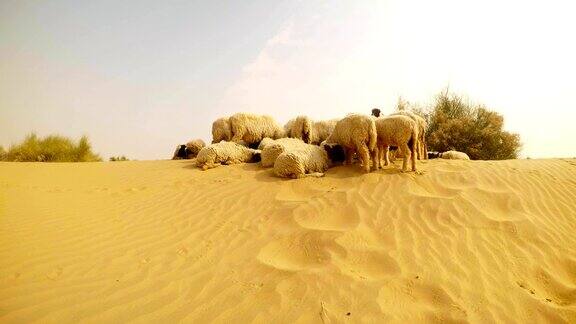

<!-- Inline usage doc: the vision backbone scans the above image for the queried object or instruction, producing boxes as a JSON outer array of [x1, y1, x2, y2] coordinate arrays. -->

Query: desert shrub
[[2, 133, 102, 162], [397, 90, 521, 160], [110, 156, 129, 161], [0, 146, 5, 161]]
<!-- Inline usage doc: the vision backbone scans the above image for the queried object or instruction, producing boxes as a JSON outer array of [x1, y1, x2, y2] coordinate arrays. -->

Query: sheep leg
[[370, 146, 379, 171], [400, 143, 410, 172], [411, 143, 417, 171], [357, 145, 371, 173], [384, 146, 390, 166]]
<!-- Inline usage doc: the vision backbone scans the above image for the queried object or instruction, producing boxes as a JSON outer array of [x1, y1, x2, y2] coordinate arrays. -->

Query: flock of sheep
[[173, 109, 469, 179]]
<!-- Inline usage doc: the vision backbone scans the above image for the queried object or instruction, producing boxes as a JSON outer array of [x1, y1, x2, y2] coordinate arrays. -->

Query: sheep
[[185, 139, 206, 158], [274, 142, 330, 179], [323, 114, 377, 172], [172, 139, 206, 160], [257, 137, 277, 150], [195, 141, 261, 170], [375, 115, 419, 172], [172, 144, 189, 160], [287, 116, 339, 145], [440, 150, 470, 160], [212, 117, 232, 144], [260, 138, 306, 167], [228, 113, 285, 147], [390, 110, 428, 160], [427, 151, 440, 159], [371, 108, 381, 118]]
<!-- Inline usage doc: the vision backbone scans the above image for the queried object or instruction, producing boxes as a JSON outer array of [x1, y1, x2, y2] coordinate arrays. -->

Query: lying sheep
[[274, 142, 330, 179], [172, 139, 207, 160], [427, 151, 440, 159], [260, 137, 306, 167], [390, 111, 428, 160], [212, 117, 232, 143], [172, 144, 189, 160], [375, 115, 419, 172], [228, 113, 285, 147], [323, 114, 377, 172], [185, 139, 206, 158], [287, 116, 338, 145], [257, 137, 277, 150], [196, 141, 261, 170], [440, 150, 470, 160]]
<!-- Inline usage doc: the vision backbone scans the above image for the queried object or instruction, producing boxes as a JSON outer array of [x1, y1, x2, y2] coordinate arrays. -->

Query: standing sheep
[[212, 117, 232, 144], [228, 113, 285, 147], [440, 150, 470, 160], [196, 141, 261, 170], [287, 116, 339, 145], [375, 115, 419, 172], [260, 138, 306, 167], [274, 142, 331, 179], [323, 114, 377, 172], [390, 110, 428, 160]]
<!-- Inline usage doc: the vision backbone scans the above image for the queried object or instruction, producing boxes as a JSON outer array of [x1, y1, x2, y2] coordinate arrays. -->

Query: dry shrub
[[2, 133, 102, 162], [397, 90, 521, 160]]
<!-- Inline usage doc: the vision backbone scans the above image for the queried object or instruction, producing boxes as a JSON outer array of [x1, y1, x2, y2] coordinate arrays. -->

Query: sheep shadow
[[240, 163, 281, 183], [180, 158, 199, 169], [325, 164, 405, 179]]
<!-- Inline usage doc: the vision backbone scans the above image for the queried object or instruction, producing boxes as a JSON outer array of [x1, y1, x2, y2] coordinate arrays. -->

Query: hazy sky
[[1, 0, 575, 159]]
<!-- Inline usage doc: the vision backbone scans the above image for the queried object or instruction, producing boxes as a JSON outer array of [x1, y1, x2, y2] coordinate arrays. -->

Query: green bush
[[110, 156, 129, 161], [2, 133, 102, 162], [397, 90, 521, 160]]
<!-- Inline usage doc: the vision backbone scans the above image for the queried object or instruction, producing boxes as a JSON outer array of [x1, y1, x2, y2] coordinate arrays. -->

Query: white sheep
[[185, 139, 206, 158], [196, 141, 261, 170], [390, 110, 428, 160], [172, 139, 207, 159], [228, 113, 285, 147], [287, 116, 339, 145], [375, 115, 419, 172], [440, 150, 470, 160], [273, 142, 330, 179], [260, 137, 306, 167], [211, 117, 232, 144], [323, 114, 377, 172]]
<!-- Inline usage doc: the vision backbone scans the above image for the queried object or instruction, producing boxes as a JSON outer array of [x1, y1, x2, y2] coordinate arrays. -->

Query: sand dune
[[1, 159, 576, 323]]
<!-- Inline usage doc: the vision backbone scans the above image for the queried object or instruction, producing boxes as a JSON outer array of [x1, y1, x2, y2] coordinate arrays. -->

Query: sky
[[1, 0, 575, 160]]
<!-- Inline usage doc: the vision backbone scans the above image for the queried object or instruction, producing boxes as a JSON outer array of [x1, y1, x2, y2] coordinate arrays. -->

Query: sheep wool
[[185, 139, 206, 158], [273, 142, 330, 179], [260, 138, 306, 167], [324, 114, 377, 172], [390, 110, 428, 160], [375, 115, 419, 172], [229, 113, 285, 146], [288, 116, 339, 145], [211, 117, 232, 144], [196, 141, 261, 170], [440, 150, 470, 160]]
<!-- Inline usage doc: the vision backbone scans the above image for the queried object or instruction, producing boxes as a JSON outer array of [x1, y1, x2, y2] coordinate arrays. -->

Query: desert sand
[[1, 158, 576, 323]]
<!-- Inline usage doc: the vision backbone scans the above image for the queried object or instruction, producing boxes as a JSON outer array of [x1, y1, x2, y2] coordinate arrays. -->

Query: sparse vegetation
[[110, 156, 129, 161], [1, 133, 101, 162], [397, 89, 521, 160]]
